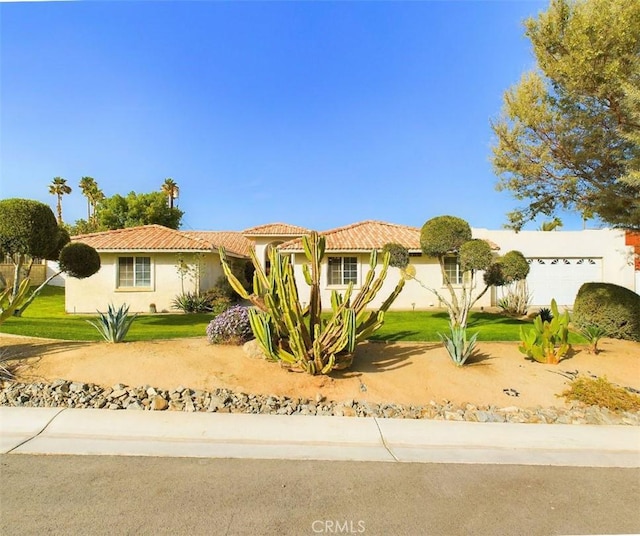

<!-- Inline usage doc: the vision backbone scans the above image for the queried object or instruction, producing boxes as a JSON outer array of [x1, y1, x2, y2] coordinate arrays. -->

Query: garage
[[525, 257, 602, 307]]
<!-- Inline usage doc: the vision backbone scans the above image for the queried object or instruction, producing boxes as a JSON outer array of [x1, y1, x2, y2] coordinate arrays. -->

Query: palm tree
[[79, 176, 97, 220], [161, 178, 179, 209], [48, 177, 72, 224], [89, 186, 105, 224]]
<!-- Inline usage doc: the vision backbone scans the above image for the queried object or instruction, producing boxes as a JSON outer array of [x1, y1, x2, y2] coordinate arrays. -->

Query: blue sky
[[2, 0, 586, 233]]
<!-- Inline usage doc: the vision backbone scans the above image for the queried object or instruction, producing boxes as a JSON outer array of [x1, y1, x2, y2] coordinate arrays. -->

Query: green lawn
[[1, 285, 585, 343], [0, 286, 213, 341]]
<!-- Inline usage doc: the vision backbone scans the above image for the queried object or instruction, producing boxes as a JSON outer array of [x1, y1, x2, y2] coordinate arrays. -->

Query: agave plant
[[439, 323, 478, 366], [87, 303, 137, 343]]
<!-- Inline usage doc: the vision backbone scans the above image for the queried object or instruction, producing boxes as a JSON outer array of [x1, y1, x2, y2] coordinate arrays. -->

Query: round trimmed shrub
[[573, 282, 640, 341], [484, 250, 530, 286], [381, 243, 410, 269], [0, 198, 59, 259], [206, 305, 253, 345], [420, 216, 471, 257], [459, 239, 492, 272], [499, 250, 529, 282], [58, 242, 101, 278]]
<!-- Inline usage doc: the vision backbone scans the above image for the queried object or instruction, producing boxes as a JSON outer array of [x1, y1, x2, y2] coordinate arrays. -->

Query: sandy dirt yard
[[2, 334, 639, 409]]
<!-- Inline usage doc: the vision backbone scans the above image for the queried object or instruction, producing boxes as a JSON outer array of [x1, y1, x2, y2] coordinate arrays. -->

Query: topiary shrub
[[573, 282, 640, 342], [381, 242, 410, 269], [58, 242, 101, 278], [206, 305, 253, 345], [420, 215, 471, 257]]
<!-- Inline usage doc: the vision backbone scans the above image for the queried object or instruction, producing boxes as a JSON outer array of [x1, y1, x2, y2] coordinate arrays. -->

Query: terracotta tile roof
[[279, 220, 422, 252], [183, 231, 252, 257], [72, 225, 213, 252], [279, 220, 501, 253], [243, 222, 311, 236]]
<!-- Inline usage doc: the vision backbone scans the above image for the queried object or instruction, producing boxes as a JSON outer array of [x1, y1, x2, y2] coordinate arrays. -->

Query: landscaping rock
[[1, 379, 638, 426]]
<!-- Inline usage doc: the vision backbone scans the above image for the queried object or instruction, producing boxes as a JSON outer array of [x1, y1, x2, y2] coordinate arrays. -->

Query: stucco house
[[66, 220, 637, 314], [66, 225, 251, 313]]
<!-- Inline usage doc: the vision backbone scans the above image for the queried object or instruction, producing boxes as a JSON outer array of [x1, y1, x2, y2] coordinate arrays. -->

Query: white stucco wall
[[472, 228, 636, 292], [290, 252, 493, 312], [65, 251, 224, 314]]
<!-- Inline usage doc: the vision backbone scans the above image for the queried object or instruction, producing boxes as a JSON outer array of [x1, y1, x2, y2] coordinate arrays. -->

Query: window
[[118, 256, 151, 288], [328, 257, 358, 285], [443, 256, 463, 285]]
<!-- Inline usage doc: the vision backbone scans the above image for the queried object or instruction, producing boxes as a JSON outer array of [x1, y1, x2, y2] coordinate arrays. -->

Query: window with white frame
[[117, 256, 151, 288], [327, 256, 358, 286], [443, 255, 463, 285]]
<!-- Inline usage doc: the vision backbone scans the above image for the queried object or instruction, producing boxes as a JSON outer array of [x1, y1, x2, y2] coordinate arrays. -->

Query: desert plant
[[561, 376, 640, 412], [573, 282, 640, 341], [538, 307, 553, 323], [220, 231, 406, 375], [497, 280, 532, 316], [438, 323, 478, 366], [202, 287, 232, 316], [0, 278, 30, 324], [171, 292, 212, 313], [86, 303, 137, 343], [417, 215, 529, 328], [574, 323, 610, 354], [206, 305, 253, 345], [518, 299, 570, 364]]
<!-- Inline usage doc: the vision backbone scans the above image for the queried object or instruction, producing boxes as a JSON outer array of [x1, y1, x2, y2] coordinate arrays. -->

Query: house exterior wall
[[289, 252, 493, 311], [65, 251, 223, 313], [472, 228, 636, 299]]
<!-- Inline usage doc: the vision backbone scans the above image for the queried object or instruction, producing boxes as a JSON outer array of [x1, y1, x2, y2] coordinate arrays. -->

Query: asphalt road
[[1, 454, 639, 536]]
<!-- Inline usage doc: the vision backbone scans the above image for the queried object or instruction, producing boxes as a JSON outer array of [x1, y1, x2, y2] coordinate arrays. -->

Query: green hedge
[[573, 282, 640, 342]]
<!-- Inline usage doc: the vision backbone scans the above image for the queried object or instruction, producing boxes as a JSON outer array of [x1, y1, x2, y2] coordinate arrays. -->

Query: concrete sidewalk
[[1, 407, 639, 467]]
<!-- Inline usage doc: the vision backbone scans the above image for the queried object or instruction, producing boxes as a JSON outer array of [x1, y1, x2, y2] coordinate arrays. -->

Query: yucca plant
[[439, 323, 478, 366], [87, 303, 137, 343]]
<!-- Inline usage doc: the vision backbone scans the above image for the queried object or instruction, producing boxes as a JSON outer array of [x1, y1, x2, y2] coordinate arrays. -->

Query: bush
[[573, 282, 640, 341], [561, 376, 640, 412], [58, 242, 101, 278], [381, 243, 410, 269], [171, 292, 212, 313], [202, 287, 232, 315], [206, 305, 253, 345], [420, 216, 471, 257]]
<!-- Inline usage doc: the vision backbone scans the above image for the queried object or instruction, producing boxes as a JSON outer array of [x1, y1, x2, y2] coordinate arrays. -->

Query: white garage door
[[525, 258, 602, 307]]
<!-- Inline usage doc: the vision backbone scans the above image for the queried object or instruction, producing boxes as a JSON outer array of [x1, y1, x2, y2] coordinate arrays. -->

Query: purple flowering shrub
[[206, 305, 253, 345]]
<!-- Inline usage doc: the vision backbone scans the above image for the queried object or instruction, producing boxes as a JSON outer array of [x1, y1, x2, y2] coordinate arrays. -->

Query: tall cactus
[[220, 231, 405, 375]]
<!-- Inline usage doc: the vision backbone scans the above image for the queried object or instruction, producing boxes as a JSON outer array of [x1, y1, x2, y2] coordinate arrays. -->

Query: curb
[[1, 407, 639, 467]]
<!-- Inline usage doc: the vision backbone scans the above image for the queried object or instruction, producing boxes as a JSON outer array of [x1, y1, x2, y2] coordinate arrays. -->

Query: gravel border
[[2, 379, 639, 425]]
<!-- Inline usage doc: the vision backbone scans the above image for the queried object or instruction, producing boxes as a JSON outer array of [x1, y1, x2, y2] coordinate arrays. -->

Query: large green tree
[[0, 199, 100, 316], [97, 191, 184, 230], [491, 0, 640, 230]]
